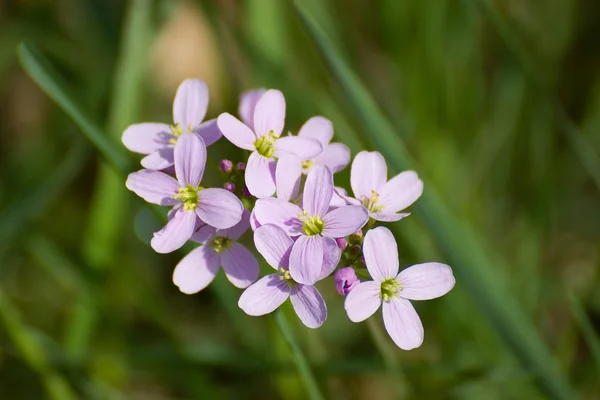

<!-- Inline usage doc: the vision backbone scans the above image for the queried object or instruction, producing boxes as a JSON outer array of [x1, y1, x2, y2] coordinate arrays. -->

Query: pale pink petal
[[249, 208, 261, 231], [319, 236, 341, 280], [174, 132, 206, 187], [297, 116, 333, 146], [276, 154, 302, 201], [290, 285, 327, 328], [363, 227, 399, 282], [350, 151, 387, 200], [289, 235, 324, 285], [303, 164, 333, 216], [190, 224, 215, 244], [245, 152, 277, 198], [253, 198, 303, 236], [196, 188, 243, 229], [370, 212, 410, 222], [382, 297, 424, 350], [217, 113, 256, 150], [221, 243, 259, 288], [122, 123, 172, 154], [238, 89, 265, 129], [126, 170, 179, 206], [151, 208, 196, 253], [173, 79, 208, 129], [322, 205, 368, 237], [141, 148, 175, 170], [254, 224, 294, 270], [273, 136, 322, 160], [379, 171, 423, 213], [397, 262, 455, 300], [314, 143, 351, 173], [172, 245, 220, 294], [344, 281, 382, 322], [238, 274, 291, 316], [216, 209, 251, 240], [253, 89, 285, 137], [195, 119, 222, 146]]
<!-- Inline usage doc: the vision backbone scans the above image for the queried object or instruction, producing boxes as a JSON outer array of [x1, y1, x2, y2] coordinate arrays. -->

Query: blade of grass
[[292, 2, 576, 399], [568, 294, 600, 375], [16, 42, 129, 174]]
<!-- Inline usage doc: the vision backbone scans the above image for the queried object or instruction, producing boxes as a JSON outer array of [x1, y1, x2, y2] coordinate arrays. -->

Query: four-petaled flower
[[254, 165, 368, 285], [238, 224, 327, 328], [122, 79, 222, 170], [217, 89, 323, 198], [126, 132, 243, 253], [344, 227, 455, 350]]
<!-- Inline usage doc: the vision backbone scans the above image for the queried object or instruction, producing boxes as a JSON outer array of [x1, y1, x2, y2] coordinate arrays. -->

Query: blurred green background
[[1, 0, 600, 399]]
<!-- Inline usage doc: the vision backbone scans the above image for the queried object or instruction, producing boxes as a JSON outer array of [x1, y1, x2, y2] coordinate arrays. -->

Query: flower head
[[238, 224, 327, 328], [334, 267, 359, 295], [217, 90, 323, 198], [173, 210, 259, 293], [122, 79, 222, 170], [344, 227, 455, 350], [126, 133, 243, 253], [297, 116, 351, 174]]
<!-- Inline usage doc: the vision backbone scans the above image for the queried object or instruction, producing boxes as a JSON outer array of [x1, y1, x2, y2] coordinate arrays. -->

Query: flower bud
[[224, 182, 236, 192], [349, 229, 363, 245], [335, 237, 348, 250], [242, 185, 253, 198], [236, 162, 246, 172], [348, 244, 361, 257], [219, 159, 233, 174], [334, 267, 359, 295]]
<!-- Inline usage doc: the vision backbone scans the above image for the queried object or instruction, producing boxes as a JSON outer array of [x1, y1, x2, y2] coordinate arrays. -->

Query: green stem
[[273, 310, 324, 400]]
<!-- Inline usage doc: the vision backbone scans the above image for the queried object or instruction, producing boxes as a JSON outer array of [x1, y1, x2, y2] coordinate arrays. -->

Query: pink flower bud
[[335, 237, 348, 250], [334, 267, 359, 295], [224, 182, 236, 192], [236, 162, 246, 172], [219, 159, 233, 173]]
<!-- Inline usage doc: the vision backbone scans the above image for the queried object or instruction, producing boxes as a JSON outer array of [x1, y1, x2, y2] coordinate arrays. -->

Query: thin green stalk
[[568, 294, 600, 375], [273, 310, 324, 400]]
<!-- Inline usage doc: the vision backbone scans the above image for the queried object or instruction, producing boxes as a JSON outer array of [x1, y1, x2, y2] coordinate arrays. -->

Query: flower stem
[[273, 310, 324, 400]]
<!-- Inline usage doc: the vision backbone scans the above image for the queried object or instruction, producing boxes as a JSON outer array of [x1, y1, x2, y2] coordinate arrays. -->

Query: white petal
[[238, 274, 290, 316], [344, 281, 381, 322], [382, 297, 424, 350], [398, 262, 455, 300], [290, 285, 327, 328], [363, 227, 399, 281], [173, 245, 220, 294]]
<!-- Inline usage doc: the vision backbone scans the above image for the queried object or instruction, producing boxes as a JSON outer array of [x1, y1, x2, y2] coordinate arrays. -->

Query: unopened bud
[[219, 159, 234, 174], [335, 237, 348, 250], [236, 162, 246, 172], [334, 267, 359, 295], [224, 182, 236, 192], [349, 229, 363, 245]]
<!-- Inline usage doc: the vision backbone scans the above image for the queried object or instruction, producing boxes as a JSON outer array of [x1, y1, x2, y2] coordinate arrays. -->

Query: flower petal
[[297, 116, 333, 146], [379, 171, 423, 213], [254, 224, 294, 270], [172, 245, 220, 294], [350, 151, 387, 200], [344, 281, 382, 322], [173, 79, 209, 129], [217, 113, 256, 150], [314, 143, 351, 173], [382, 297, 424, 350], [276, 154, 302, 202], [122, 123, 172, 154], [253, 89, 285, 137], [249, 208, 261, 231], [238, 274, 290, 316], [216, 209, 251, 240], [126, 170, 179, 205], [322, 205, 368, 237], [363, 227, 399, 281], [290, 285, 327, 328], [319, 236, 341, 280], [221, 243, 259, 288], [273, 136, 322, 160], [303, 164, 333, 217], [397, 262, 455, 300], [245, 152, 277, 198], [289, 235, 324, 285], [238, 89, 265, 130], [190, 224, 215, 244], [253, 198, 303, 236], [370, 212, 410, 222], [195, 119, 222, 146], [196, 188, 243, 229], [141, 148, 175, 170], [151, 208, 196, 253], [174, 132, 206, 187]]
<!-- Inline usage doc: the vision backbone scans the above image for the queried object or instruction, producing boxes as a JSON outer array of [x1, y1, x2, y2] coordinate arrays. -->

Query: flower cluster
[[122, 79, 455, 350]]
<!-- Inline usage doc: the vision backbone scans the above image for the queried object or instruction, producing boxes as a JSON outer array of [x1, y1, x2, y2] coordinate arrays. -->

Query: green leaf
[[292, 2, 576, 399]]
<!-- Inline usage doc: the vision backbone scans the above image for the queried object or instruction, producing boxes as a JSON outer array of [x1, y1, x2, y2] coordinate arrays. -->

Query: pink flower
[[126, 133, 243, 253], [347, 151, 423, 222], [254, 165, 368, 285], [173, 210, 259, 293], [238, 224, 327, 328], [217, 90, 322, 198], [334, 267, 359, 295], [122, 79, 222, 170], [297, 116, 351, 174], [344, 227, 455, 350]]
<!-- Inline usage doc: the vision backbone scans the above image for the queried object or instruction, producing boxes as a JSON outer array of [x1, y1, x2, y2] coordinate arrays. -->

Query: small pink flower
[[344, 227, 455, 350], [334, 267, 359, 295], [173, 210, 259, 293], [297, 116, 351, 174], [238, 224, 327, 328], [217, 90, 322, 198], [122, 79, 222, 170]]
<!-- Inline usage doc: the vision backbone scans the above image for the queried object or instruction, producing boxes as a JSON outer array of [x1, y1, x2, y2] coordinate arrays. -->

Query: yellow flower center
[[298, 210, 324, 236], [301, 159, 315, 170], [173, 185, 202, 210], [210, 236, 232, 253], [169, 123, 194, 144], [279, 268, 297, 287], [380, 278, 402, 301], [361, 190, 384, 213], [254, 131, 278, 158]]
